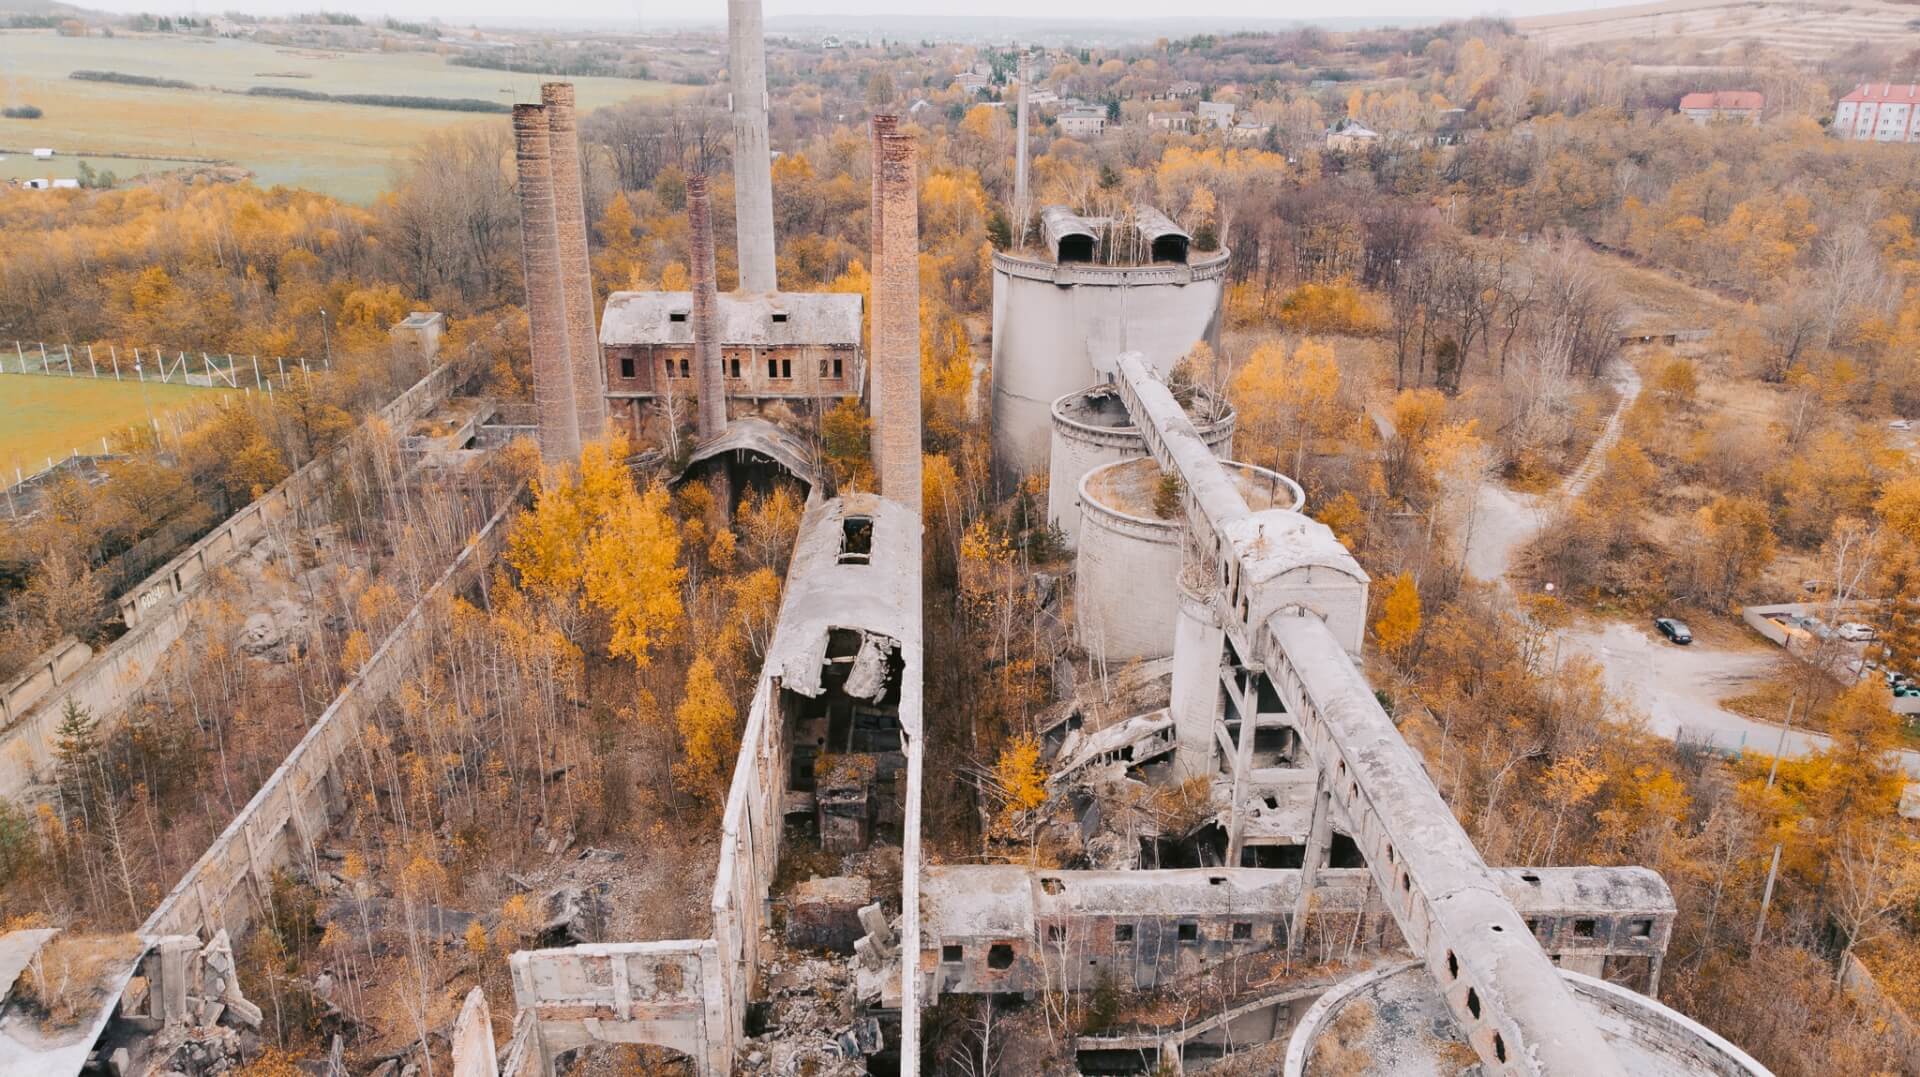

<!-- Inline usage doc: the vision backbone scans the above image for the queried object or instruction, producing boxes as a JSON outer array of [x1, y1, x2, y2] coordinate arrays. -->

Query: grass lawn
[[0, 31, 683, 202], [0, 374, 229, 479]]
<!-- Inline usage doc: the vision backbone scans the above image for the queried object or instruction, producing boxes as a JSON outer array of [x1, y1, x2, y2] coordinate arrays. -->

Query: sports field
[[0, 374, 227, 480], [0, 31, 682, 202]]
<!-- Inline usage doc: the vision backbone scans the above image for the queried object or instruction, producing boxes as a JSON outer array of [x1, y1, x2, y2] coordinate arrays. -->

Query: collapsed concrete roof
[[600, 291, 862, 348], [680, 416, 818, 489], [765, 493, 923, 735], [0, 930, 147, 1075]]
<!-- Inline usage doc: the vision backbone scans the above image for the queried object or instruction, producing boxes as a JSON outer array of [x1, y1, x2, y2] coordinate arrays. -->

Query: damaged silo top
[[1040, 205, 1098, 263], [1133, 205, 1190, 264]]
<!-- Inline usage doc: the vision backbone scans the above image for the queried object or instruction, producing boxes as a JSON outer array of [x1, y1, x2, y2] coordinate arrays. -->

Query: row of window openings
[[623, 355, 843, 381], [939, 921, 1266, 968]]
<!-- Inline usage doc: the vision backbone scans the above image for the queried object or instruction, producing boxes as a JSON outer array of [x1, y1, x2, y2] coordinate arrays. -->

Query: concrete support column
[[728, 0, 778, 294], [511, 104, 581, 463], [1224, 666, 1258, 868], [1170, 577, 1225, 780], [873, 126, 922, 512], [688, 174, 728, 444], [542, 82, 607, 443], [1289, 770, 1333, 955]]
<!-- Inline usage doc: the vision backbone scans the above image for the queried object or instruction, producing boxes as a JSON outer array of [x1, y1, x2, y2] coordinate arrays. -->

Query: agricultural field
[[1518, 0, 1920, 61], [0, 373, 228, 480], [0, 31, 684, 201], [0, 151, 207, 184]]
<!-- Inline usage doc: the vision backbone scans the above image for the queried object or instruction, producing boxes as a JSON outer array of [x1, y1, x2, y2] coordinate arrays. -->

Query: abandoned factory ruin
[[0, 5, 1780, 1077]]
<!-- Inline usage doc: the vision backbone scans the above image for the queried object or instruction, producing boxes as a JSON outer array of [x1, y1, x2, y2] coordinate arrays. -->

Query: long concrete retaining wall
[[0, 363, 461, 802], [140, 489, 516, 942]]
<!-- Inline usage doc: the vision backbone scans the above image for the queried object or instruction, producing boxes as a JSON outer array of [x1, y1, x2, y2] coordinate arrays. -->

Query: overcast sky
[[97, 0, 1615, 27]]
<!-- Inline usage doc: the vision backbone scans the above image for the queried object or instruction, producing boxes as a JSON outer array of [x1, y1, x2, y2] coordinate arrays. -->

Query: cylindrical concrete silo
[[1046, 383, 1234, 548], [1075, 457, 1303, 664]]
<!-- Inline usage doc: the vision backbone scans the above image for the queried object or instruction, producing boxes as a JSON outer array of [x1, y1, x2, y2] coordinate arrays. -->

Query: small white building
[[31, 148, 55, 159], [1834, 83, 1920, 143], [1678, 90, 1763, 125], [1324, 119, 1379, 152], [953, 71, 991, 94], [1058, 107, 1107, 138], [1148, 111, 1194, 132], [1196, 101, 1235, 129]]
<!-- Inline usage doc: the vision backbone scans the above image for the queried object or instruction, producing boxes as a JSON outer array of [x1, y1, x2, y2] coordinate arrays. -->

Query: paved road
[[1460, 365, 1920, 775]]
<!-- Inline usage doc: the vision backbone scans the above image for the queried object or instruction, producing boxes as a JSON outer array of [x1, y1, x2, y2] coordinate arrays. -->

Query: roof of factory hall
[[600, 291, 862, 348]]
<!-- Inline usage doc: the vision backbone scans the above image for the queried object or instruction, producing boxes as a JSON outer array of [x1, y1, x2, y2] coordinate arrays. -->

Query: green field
[[0, 151, 207, 184], [0, 374, 228, 480], [0, 31, 683, 201]]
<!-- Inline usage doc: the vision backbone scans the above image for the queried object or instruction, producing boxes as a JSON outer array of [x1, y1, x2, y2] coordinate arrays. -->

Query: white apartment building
[[1834, 83, 1920, 143]]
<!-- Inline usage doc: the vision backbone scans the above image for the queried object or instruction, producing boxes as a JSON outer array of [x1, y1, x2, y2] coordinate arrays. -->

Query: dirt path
[[1459, 363, 1920, 774]]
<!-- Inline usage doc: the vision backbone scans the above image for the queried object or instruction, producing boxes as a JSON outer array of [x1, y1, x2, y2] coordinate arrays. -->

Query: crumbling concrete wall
[[510, 941, 723, 1074], [140, 492, 517, 942], [0, 363, 460, 801]]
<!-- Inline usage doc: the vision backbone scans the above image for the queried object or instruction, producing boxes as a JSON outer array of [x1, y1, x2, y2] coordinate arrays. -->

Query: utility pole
[[1752, 694, 1797, 949], [320, 310, 332, 368]]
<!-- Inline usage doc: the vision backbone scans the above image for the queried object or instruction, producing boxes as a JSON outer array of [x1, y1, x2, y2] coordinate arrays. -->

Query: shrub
[[1, 105, 42, 119]]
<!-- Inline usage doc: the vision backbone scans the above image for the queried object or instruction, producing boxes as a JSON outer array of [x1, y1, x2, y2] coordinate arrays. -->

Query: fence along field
[[0, 340, 318, 489], [0, 30, 682, 202]]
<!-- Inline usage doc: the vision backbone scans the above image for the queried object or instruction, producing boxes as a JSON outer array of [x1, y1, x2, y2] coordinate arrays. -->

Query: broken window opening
[[941, 944, 963, 964], [840, 515, 874, 564], [768, 356, 779, 379], [819, 358, 829, 378], [730, 357, 742, 378], [1573, 918, 1598, 939], [833, 357, 844, 378], [1040, 877, 1065, 895], [1177, 923, 1198, 943], [987, 944, 1014, 970], [772, 311, 789, 323], [669, 311, 688, 323], [1114, 924, 1135, 943], [1231, 922, 1252, 941], [1046, 925, 1066, 943], [781, 358, 792, 379], [619, 354, 635, 379], [1628, 919, 1653, 939], [679, 357, 690, 378]]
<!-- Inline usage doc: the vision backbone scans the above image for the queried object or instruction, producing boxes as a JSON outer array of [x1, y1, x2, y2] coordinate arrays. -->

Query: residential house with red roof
[[1678, 90, 1763, 125], [1834, 83, 1920, 143]]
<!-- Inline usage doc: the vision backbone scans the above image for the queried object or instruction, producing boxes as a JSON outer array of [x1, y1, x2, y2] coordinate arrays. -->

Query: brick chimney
[[871, 125, 921, 512], [728, 0, 778, 293], [688, 173, 728, 443], [1014, 56, 1030, 245], [867, 113, 895, 425], [541, 82, 608, 444], [512, 103, 580, 462]]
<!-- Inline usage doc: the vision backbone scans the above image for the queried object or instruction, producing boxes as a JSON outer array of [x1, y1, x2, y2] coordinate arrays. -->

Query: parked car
[[1655, 617, 1692, 644], [1838, 622, 1877, 642]]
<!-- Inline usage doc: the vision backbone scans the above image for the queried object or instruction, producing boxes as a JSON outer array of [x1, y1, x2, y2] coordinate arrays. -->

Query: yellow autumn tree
[[1228, 338, 1343, 477], [1373, 572, 1422, 658], [506, 435, 686, 673], [675, 656, 739, 802], [993, 732, 1048, 834]]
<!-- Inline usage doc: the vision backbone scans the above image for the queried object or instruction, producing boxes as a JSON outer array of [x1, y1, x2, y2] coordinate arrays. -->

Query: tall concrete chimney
[[688, 174, 728, 443], [728, 0, 778, 294], [542, 82, 608, 444], [1014, 56, 1030, 246], [872, 127, 922, 512], [512, 104, 581, 462], [867, 113, 895, 425]]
